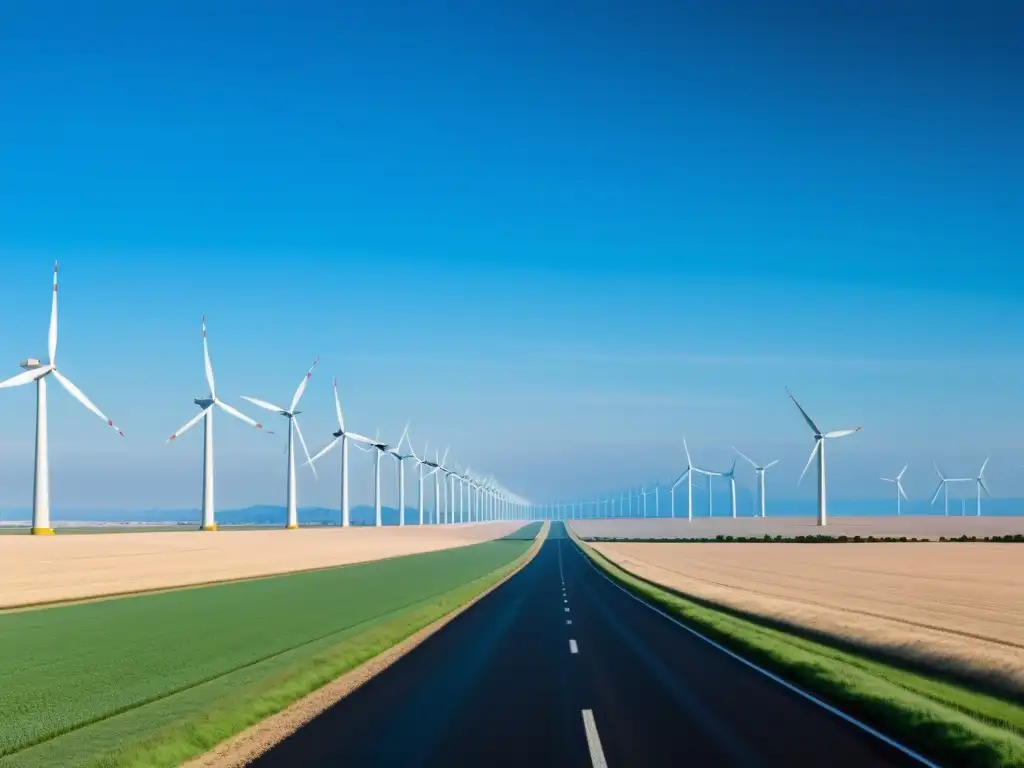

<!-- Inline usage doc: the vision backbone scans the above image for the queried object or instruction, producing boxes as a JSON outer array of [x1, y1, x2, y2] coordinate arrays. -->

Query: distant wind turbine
[[732, 447, 779, 519], [385, 424, 412, 526], [669, 438, 714, 520], [305, 377, 376, 526], [787, 388, 862, 527], [880, 465, 909, 516], [167, 315, 269, 531], [241, 357, 320, 529], [1, 263, 125, 535], [722, 460, 738, 518], [930, 463, 971, 516], [973, 459, 991, 516]]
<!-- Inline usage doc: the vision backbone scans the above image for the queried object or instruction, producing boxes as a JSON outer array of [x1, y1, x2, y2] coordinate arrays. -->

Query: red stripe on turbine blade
[[169, 434, 177, 441], [256, 423, 263, 429]]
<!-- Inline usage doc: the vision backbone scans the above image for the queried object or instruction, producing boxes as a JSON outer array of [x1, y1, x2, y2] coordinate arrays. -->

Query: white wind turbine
[[973, 459, 991, 516], [405, 438, 433, 525], [386, 425, 413, 526], [240, 357, 319, 529], [880, 465, 908, 516], [732, 447, 779, 519], [787, 389, 862, 527], [640, 485, 649, 517], [0, 263, 125, 535], [305, 377, 376, 526], [930, 463, 971, 517], [669, 438, 713, 520], [722, 460, 739, 518], [168, 315, 269, 531], [363, 426, 406, 527]]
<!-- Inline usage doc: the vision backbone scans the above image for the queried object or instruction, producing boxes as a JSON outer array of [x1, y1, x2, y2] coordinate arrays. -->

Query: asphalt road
[[251, 522, 928, 767]]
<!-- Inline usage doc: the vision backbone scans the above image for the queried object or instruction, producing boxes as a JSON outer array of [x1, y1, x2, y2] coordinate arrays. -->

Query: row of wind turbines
[[1, 264, 529, 534], [537, 393, 999, 525]]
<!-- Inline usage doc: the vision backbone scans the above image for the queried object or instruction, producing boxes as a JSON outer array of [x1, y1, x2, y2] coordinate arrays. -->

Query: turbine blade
[[897, 464, 908, 480], [933, 461, 945, 480], [214, 399, 267, 432], [823, 428, 861, 439], [798, 441, 820, 485], [240, 396, 287, 414], [200, 315, 217, 399], [898, 482, 908, 501], [396, 421, 410, 451], [786, 388, 822, 435], [333, 377, 345, 430], [289, 356, 319, 413], [306, 436, 340, 465], [980, 457, 990, 477], [347, 432, 376, 445], [732, 446, 758, 469], [352, 441, 373, 453], [167, 406, 211, 443], [0, 365, 53, 389], [293, 418, 316, 479], [48, 262, 59, 364], [51, 369, 123, 436], [763, 459, 780, 470], [683, 437, 692, 464], [930, 481, 944, 505]]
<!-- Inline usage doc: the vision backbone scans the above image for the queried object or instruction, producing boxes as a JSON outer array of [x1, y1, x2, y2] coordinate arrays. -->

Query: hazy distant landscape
[[1, 496, 1021, 530]]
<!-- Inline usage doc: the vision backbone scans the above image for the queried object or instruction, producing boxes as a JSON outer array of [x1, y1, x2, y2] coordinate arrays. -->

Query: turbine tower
[[787, 389, 862, 527], [305, 377, 376, 526], [168, 315, 269, 531], [365, 427, 405, 526], [732, 447, 779, 519], [0, 263, 125, 535], [880, 465, 908, 516], [241, 357, 320, 529]]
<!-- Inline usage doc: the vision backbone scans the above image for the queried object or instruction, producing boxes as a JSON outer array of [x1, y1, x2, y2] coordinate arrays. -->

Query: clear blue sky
[[1, 1, 1022, 512]]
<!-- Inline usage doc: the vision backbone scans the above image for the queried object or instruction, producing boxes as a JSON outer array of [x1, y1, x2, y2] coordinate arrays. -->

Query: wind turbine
[[240, 357, 319, 529], [973, 459, 991, 516], [0, 263, 125, 535], [385, 424, 413, 526], [167, 315, 269, 531], [880, 465, 909, 516], [305, 377, 376, 526], [722, 460, 738, 518], [732, 447, 779, 519], [406, 437, 433, 525], [365, 427, 405, 526], [669, 438, 714, 520], [929, 463, 971, 516], [640, 485, 649, 517], [787, 389, 862, 527], [653, 483, 660, 517]]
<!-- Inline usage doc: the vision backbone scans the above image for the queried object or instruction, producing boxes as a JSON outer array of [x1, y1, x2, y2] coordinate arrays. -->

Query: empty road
[[251, 522, 928, 767]]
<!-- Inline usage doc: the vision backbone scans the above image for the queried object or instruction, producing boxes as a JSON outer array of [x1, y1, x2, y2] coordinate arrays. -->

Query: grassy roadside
[[1, 524, 546, 768], [570, 530, 1024, 768]]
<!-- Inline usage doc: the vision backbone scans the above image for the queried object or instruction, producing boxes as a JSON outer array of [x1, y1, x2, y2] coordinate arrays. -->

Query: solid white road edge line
[[570, 639, 579, 654], [581, 709, 608, 768], [571, 539, 941, 768]]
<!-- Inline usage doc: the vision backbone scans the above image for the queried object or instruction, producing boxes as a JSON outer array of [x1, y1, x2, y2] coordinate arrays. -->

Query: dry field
[[0, 522, 522, 609], [587, 537, 1024, 696], [571, 515, 1024, 540]]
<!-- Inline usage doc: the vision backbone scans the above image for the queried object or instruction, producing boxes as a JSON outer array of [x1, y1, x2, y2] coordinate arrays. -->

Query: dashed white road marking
[[567, 619, 572, 625], [582, 709, 608, 768], [569, 639, 579, 654], [565, 607, 570, 612]]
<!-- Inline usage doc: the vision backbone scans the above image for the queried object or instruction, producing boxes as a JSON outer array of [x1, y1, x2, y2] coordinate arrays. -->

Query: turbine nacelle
[[194, 397, 215, 409]]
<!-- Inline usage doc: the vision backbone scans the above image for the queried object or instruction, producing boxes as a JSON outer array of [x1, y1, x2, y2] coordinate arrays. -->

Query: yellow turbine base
[[286, 523, 299, 529], [31, 527, 55, 536], [201, 524, 218, 531]]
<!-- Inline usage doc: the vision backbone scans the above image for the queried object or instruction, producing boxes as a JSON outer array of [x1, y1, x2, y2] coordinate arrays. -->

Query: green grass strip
[[0, 524, 544, 767], [571, 532, 1024, 768]]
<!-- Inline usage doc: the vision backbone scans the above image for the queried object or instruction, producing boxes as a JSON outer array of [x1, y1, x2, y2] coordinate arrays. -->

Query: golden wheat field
[[587, 538, 1024, 695], [0, 522, 522, 609]]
